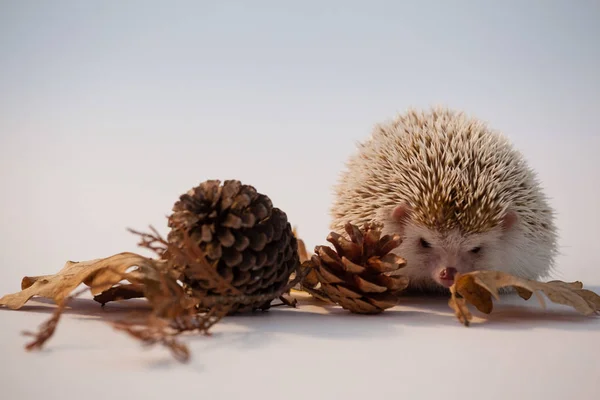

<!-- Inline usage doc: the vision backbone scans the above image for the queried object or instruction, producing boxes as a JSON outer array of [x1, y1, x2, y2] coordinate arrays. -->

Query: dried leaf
[[453, 273, 494, 314], [0, 252, 157, 310], [449, 271, 600, 326], [93, 284, 146, 306], [448, 293, 472, 327], [293, 227, 311, 263]]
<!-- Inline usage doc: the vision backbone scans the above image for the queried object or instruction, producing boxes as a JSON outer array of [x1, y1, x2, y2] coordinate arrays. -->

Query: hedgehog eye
[[419, 238, 431, 248], [470, 246, 482, 254]]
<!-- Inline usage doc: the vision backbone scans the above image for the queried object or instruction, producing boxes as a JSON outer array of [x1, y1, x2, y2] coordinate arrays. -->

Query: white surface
[[1, 290, 599, 399], [1, 1, 600, 399]]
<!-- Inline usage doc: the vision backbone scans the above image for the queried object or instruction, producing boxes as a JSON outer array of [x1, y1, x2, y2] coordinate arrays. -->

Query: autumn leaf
[[448, 294, 472, 326], [293, 226, 311, 263], [291, 227, 320, 292], [449, 270, 600, 326], [0, 252, 159, 310]]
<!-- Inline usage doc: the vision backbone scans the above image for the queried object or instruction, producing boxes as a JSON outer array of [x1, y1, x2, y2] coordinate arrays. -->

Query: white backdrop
[[1, 1, 599, 399]]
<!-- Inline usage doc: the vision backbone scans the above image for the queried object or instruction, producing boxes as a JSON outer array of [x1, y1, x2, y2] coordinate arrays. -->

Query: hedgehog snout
[[438, 267, 457, 287]]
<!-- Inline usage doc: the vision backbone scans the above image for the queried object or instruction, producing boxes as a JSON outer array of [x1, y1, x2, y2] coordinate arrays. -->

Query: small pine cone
[[166, 179, 299, 313], [301, 222, 409, 314]]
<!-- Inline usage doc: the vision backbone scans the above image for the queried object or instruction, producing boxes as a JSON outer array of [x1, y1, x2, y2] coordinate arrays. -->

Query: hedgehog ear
[[390, 203, 412, 226], [376, 203, 412, 235], [391, 203, 411, 225], [501, 210, 518, 231]]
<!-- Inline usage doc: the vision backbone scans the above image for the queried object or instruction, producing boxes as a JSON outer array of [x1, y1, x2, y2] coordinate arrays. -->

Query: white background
[[1, 1, 599, 399]]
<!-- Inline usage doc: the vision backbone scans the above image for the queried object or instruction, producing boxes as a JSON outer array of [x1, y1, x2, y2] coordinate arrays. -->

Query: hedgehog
[[330, 106, 558, 292]]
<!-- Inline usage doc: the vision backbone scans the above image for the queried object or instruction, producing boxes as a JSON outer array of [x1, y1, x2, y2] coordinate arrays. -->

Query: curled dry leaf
[[0, 252, 159, 310], [449, 270, 600, 326]]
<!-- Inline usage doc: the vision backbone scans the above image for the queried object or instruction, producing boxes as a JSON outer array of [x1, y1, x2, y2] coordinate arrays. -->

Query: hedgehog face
[[396, 225, 500, 289], [379, 204, 519, 291]]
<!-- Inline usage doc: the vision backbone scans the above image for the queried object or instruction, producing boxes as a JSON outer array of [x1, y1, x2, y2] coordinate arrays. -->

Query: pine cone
[[301, 222, 409, 314], [166, 179, 300, 313]]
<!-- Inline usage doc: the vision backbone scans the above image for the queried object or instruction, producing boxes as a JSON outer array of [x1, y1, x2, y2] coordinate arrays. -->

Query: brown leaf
[[448, 291, 472, 327], [292, 227, 311, 264], [0, 252, 157, 310], [576, 289, 600, 309], [93, 284, 146, 305], [514, 286, 533, 300], [453, 273, 494, 314], [449, 270, 600, 326], [300, 259, 320, 288]]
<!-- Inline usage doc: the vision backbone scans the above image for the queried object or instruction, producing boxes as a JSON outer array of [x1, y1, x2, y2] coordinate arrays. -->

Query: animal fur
[[330, 106, 558, 291]]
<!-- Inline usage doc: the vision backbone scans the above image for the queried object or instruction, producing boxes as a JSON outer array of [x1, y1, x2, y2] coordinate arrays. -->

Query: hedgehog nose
[[439, 267, 457, 282]]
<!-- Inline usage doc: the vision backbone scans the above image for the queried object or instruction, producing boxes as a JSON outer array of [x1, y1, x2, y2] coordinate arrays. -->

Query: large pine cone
[[166, 179, 300, 313], [301, 222, 409, 314]]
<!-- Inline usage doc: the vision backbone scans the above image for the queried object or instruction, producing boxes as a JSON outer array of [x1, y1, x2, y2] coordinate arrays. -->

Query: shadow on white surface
[[2, 286, 598, 340], [1, 288, 599, 379]]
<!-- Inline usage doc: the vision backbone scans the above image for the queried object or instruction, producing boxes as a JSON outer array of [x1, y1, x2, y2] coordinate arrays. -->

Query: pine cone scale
[[335, 285, 363, 299], [327, 232, 361, 260], [376, 275, 410, 291], [317, 246, 343, 266], [340, 257, 366, 274], [222, 213, 243, 229], [354, 276, 387, 293], [315, 262, 345, 284]]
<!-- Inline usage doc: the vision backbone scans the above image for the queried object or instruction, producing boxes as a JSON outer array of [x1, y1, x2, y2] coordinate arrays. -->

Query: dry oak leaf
[[0, 252, 158, 310], [449, 270, 600, 326]]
